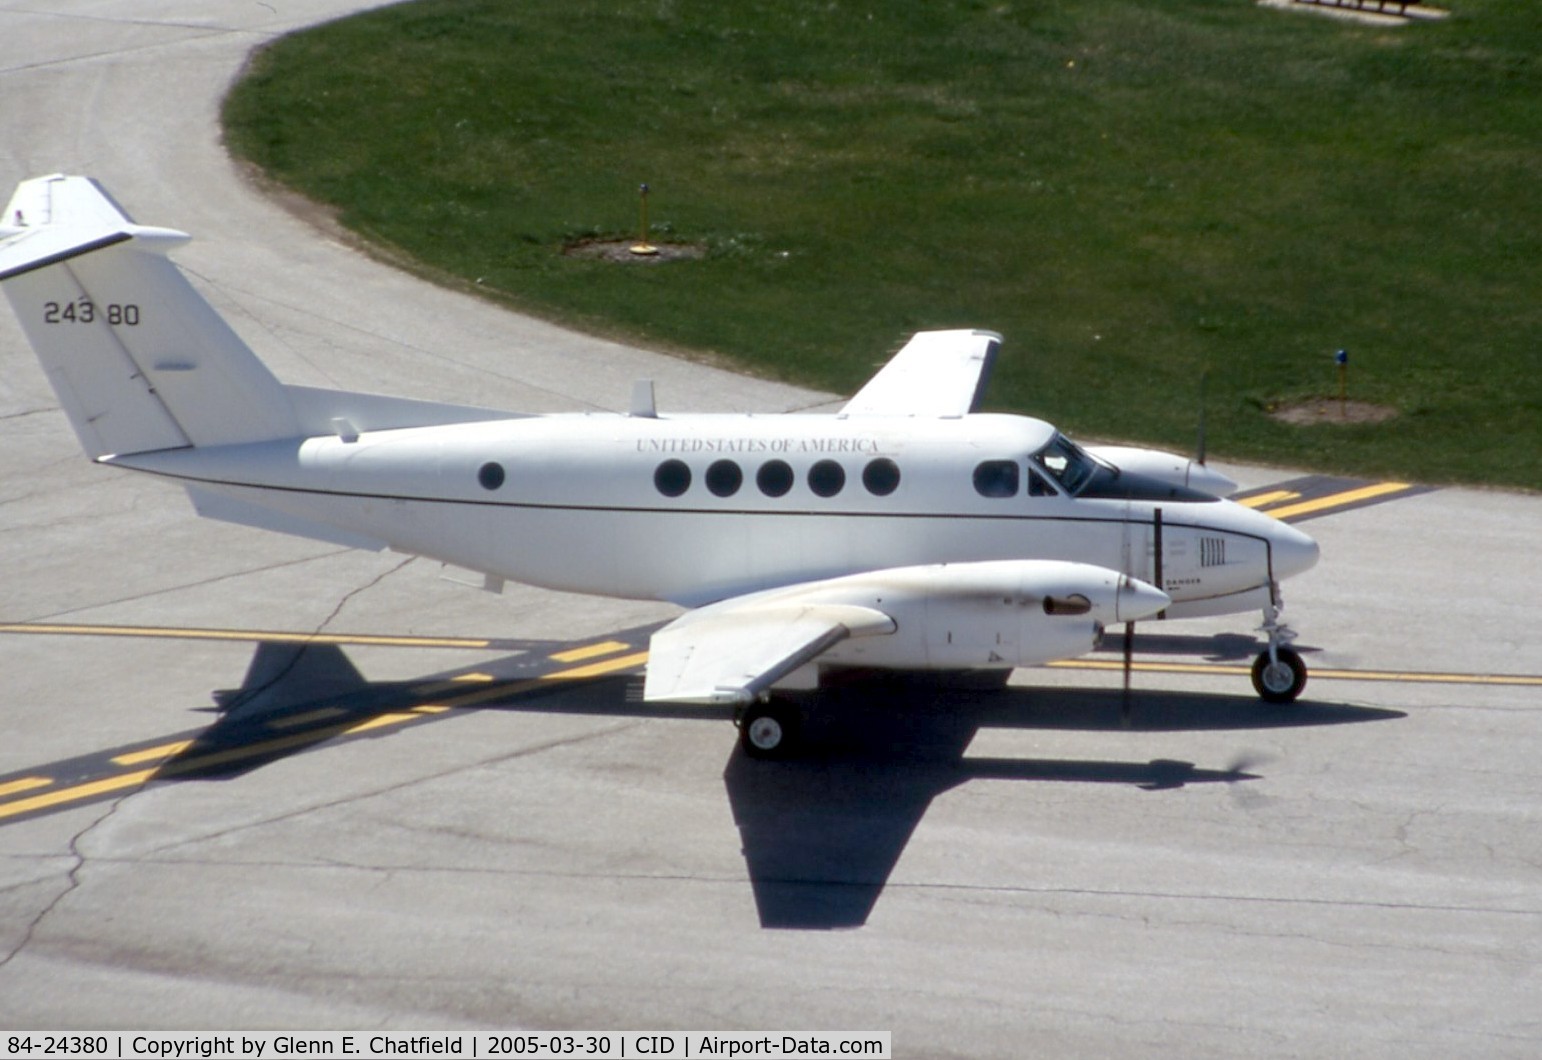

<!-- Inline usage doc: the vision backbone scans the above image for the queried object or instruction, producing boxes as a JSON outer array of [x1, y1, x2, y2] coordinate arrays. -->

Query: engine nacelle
[[1085, 445, 1237, 498], [812, 559, 1168, 672]]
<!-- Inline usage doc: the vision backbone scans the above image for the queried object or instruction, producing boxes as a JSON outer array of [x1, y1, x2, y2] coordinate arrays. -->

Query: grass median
[[223, 0, 1540, 489]]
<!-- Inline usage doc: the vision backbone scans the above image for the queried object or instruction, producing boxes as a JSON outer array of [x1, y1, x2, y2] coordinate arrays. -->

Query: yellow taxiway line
[[0, 770, 158, 819], [0, 642, 653, 823], [550, 640, 632, 663], [1046, 658, 1542, 687], [0, 622, 495, 650], [1235, 489, 1301, 510], [0, 777, 53, 798], [111, 740, 195, 766], [1261, 481, 1415, 521]]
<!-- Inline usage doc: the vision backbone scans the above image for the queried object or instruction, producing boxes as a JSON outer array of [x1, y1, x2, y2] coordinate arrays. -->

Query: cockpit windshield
[[1033, 432, 1222, 503], [1033, 433, 1102, 495]]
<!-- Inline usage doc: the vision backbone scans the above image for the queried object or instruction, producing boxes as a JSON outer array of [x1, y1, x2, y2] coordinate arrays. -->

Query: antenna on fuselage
[[1195, 369, 1210, 466], [630, 380, 658, 418]]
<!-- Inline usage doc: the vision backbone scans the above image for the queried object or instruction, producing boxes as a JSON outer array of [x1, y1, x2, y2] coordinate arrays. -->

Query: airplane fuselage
[[115, 411, 1316, 614]]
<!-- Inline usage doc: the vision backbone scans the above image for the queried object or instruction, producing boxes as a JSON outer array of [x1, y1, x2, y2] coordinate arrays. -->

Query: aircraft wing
[[840, 328, 1002, 418], [643, 601, 896, 705]]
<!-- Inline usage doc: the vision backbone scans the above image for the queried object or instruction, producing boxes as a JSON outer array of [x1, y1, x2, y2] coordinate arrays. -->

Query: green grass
[[223, 0, 1541, 489]]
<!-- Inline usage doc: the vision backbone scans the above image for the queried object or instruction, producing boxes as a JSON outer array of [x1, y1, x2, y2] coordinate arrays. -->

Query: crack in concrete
[[0, 558, 419, 970], [227, 555, 418, 709], [139, 720, 640, 862], [9, 547, 357, 624], [0, 792, 129, 971], [0, 406, 56, 422]]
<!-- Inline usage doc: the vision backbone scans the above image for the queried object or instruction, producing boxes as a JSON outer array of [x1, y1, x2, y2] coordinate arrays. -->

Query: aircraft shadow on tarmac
[[717, 679, 1399, 929], [149, 640, 1403, 931]]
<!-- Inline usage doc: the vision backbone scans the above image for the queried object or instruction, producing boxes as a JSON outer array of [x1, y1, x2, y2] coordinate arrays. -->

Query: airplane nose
[[1116, 575, 1171, 623], [1271, 521, 1321, 580]]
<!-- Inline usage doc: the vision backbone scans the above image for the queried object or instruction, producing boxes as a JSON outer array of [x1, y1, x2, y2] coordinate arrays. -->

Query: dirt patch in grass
[[1270, 398, 1399, 426], [564, 239, 706, 264]]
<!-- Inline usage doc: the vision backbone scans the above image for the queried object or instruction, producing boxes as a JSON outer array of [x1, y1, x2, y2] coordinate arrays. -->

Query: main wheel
[[738, 702, 800, 759], [1252, 646, 1307, 704]]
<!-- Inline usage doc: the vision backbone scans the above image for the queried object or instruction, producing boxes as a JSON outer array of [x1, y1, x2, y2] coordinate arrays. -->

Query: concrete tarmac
[[2, 2, 1539, 1055]]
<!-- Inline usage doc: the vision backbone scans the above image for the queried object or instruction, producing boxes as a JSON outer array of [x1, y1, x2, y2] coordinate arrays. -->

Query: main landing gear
[[736, 700, 801, 759], [1251, 602, 1307, 703]]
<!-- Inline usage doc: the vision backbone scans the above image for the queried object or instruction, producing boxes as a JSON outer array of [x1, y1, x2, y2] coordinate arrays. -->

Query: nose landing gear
[[1252, 601, 1307, 703]]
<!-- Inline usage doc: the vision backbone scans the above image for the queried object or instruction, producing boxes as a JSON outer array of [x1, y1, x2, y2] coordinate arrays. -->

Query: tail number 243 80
[[42, 299, 140, 326]]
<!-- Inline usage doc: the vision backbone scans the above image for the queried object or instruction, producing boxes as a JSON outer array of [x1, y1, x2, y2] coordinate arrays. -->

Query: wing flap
[[840, 328, 1002, 418], [644, 603, 895, 705]]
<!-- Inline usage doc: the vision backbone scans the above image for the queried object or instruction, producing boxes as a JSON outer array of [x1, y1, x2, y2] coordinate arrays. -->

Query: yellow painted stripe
[[0, 769, 154, 820], [428, 682, 538, 708], [267, 706, 349, 730], [410, 674, 498, 696], [339, 704, 450, 736], [1237, 490, 1300, 510], [0, 652, 652, 822], [1263, 482, 1413, 521], [157, 729, 352, 777], [1311, 668, 1542, 687], [111, 740, 194, 766], [0, 622, 493, 650], [551, 640, 632, 663], [540, 650, 651, 680], [343, 711, 422, 735], [1047, 659, 1250, 676], [1045, 659, 1542, 686], [0, 777, 52, 798]]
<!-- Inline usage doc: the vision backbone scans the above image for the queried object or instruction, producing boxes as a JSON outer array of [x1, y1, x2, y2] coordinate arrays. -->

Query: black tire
[[1252, 647, 1307, 704], [739, 702, 800, 759]]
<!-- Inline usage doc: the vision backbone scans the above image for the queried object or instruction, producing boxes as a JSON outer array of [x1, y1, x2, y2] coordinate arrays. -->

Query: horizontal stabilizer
[[0, 175, 193, 279], [0, 228, 133, 282]]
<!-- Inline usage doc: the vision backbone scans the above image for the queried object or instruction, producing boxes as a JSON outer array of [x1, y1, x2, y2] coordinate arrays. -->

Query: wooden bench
[[1294, 0, 1415, 15]]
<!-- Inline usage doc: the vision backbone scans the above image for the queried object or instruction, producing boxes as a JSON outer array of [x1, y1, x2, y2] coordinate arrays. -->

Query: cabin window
[[706, 459, 743, 498], [973, 460, 1019, 498], [808, 459, 846, 498], [654, 459, 691, 497], [477, 462, 505, 491], [862, 457, 901, 496], [757, 459, 794, 497]]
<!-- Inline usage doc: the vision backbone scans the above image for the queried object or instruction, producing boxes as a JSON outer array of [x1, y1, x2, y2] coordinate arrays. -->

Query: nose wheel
[[1253, 601, 1307, 703], [1252, 646, 1307, 703]]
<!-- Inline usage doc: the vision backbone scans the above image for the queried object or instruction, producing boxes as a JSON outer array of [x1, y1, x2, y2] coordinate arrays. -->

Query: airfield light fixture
[[631, 182, 659, 257]]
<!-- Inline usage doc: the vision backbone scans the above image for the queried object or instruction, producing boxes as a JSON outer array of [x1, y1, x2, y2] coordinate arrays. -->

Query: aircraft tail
[[0, 174, 299, 459]]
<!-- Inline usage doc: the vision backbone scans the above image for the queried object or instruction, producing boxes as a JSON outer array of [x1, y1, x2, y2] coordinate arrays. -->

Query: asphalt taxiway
[[2, 2, 1540, 1055]]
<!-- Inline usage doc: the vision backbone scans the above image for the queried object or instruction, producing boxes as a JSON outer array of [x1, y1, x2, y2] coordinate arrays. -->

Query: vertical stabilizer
[[0, 175, 299, 458]]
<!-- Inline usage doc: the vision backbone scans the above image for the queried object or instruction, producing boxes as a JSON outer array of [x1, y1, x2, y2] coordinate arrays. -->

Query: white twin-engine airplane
[[1, 175, 1319, 757]]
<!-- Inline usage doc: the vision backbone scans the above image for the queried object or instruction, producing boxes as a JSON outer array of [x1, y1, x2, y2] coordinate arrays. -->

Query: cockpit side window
[[1033, 433, 1099, 495], [1027, 467, 1058, 497]]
